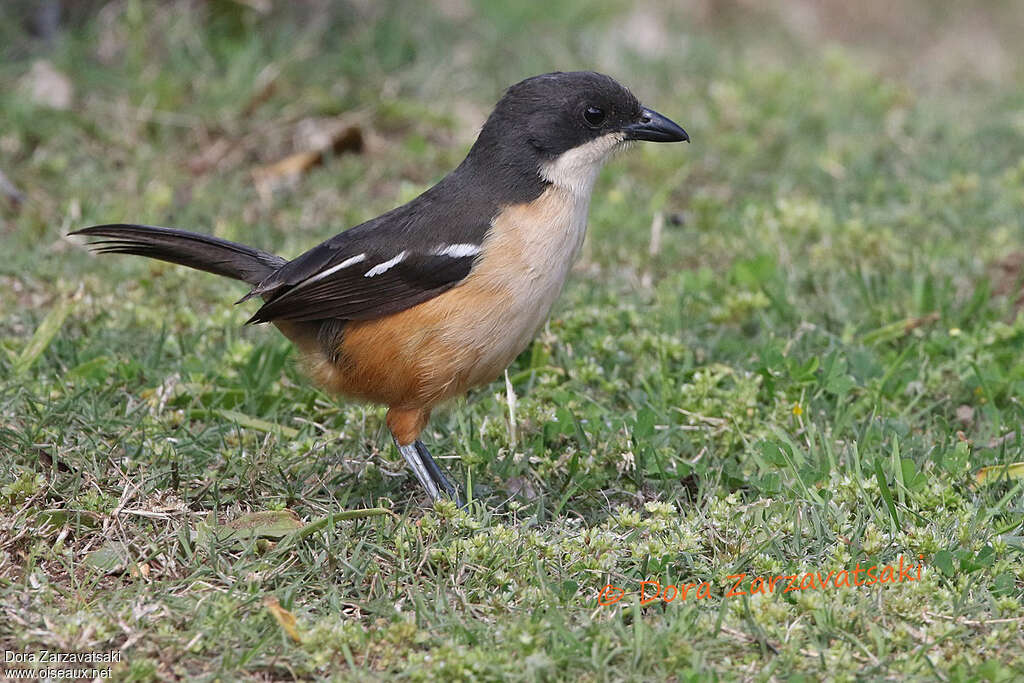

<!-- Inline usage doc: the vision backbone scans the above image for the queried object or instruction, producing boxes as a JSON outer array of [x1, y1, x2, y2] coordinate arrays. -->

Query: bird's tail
[[70, 224, 286, 286]]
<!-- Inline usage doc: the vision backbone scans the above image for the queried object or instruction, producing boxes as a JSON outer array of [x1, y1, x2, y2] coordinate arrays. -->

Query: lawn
[[2, 1, 1023, 680]]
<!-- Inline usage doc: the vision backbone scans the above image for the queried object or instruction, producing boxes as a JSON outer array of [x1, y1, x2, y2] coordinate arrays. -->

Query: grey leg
[[393, 439, 465, 505], [415, 440, 464, 507], [395, 439, 441, 501]]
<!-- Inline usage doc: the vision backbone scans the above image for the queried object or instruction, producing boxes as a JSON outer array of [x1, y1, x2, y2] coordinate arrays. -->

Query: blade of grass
[[12, 289, 79, 376], [212, 408, 299, 438], [874, 458, 901, 532]]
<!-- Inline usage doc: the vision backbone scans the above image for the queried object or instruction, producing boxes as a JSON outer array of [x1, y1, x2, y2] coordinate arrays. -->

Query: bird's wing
[[244, 208, 487, 324]]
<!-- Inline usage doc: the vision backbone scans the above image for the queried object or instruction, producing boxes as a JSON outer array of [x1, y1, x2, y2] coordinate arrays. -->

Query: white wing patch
[[432, 243, 481, 258], [290, 253, 366, 291], [364, 251, 407, 277]]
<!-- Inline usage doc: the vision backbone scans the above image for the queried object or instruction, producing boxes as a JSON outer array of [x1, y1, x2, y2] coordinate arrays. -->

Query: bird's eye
[[583, 106, 606, 127]]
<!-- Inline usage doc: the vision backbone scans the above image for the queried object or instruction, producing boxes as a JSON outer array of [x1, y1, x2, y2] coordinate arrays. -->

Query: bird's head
[[469, 71, 688, 196]]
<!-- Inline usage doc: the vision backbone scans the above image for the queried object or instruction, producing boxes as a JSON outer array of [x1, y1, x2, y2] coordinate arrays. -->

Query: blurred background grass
[[1, 1, 1023, 680]]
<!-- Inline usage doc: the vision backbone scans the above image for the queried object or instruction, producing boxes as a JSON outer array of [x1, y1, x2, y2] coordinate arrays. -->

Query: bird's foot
[[415, 440, 465, 507], [394, 439, 465, 507]]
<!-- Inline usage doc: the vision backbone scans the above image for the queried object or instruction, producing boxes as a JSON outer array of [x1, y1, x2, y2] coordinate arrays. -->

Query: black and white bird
[[72, 71, 689, 504]]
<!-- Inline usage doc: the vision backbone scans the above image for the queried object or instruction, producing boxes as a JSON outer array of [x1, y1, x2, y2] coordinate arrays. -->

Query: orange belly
[[304, 277, 543, 409]]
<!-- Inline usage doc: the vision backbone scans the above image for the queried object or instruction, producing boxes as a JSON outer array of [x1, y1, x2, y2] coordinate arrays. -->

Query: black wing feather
[[241, 190, 492, 323], [246, 251, 476, 323]]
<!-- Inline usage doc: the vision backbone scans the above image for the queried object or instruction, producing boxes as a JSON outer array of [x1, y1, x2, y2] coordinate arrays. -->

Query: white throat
[[530, 132, 626, 275], [538, 132, 626, 198]]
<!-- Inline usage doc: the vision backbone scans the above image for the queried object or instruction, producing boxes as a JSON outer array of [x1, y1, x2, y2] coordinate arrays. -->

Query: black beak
[[623, 108, 689, 143]]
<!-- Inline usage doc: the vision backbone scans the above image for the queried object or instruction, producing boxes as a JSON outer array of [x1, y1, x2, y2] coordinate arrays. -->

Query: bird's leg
[[394, 438, 441, 500], [414, 440, 464, 507], [387, 405, 463, 505]]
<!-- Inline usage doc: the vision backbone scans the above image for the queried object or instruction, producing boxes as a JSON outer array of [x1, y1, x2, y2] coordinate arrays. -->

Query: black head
[[463, 72, 687, 194]]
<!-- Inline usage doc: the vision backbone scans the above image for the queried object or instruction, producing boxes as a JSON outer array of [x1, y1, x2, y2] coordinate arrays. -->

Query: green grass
[[2, 1, 1023, 680]]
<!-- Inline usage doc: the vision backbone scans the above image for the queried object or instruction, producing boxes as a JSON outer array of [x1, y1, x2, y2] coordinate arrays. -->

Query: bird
[[71, 71, 688, 505]]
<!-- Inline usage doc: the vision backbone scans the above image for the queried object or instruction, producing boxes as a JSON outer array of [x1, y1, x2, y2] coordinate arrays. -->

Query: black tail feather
[[70, 224, 286, 286]]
